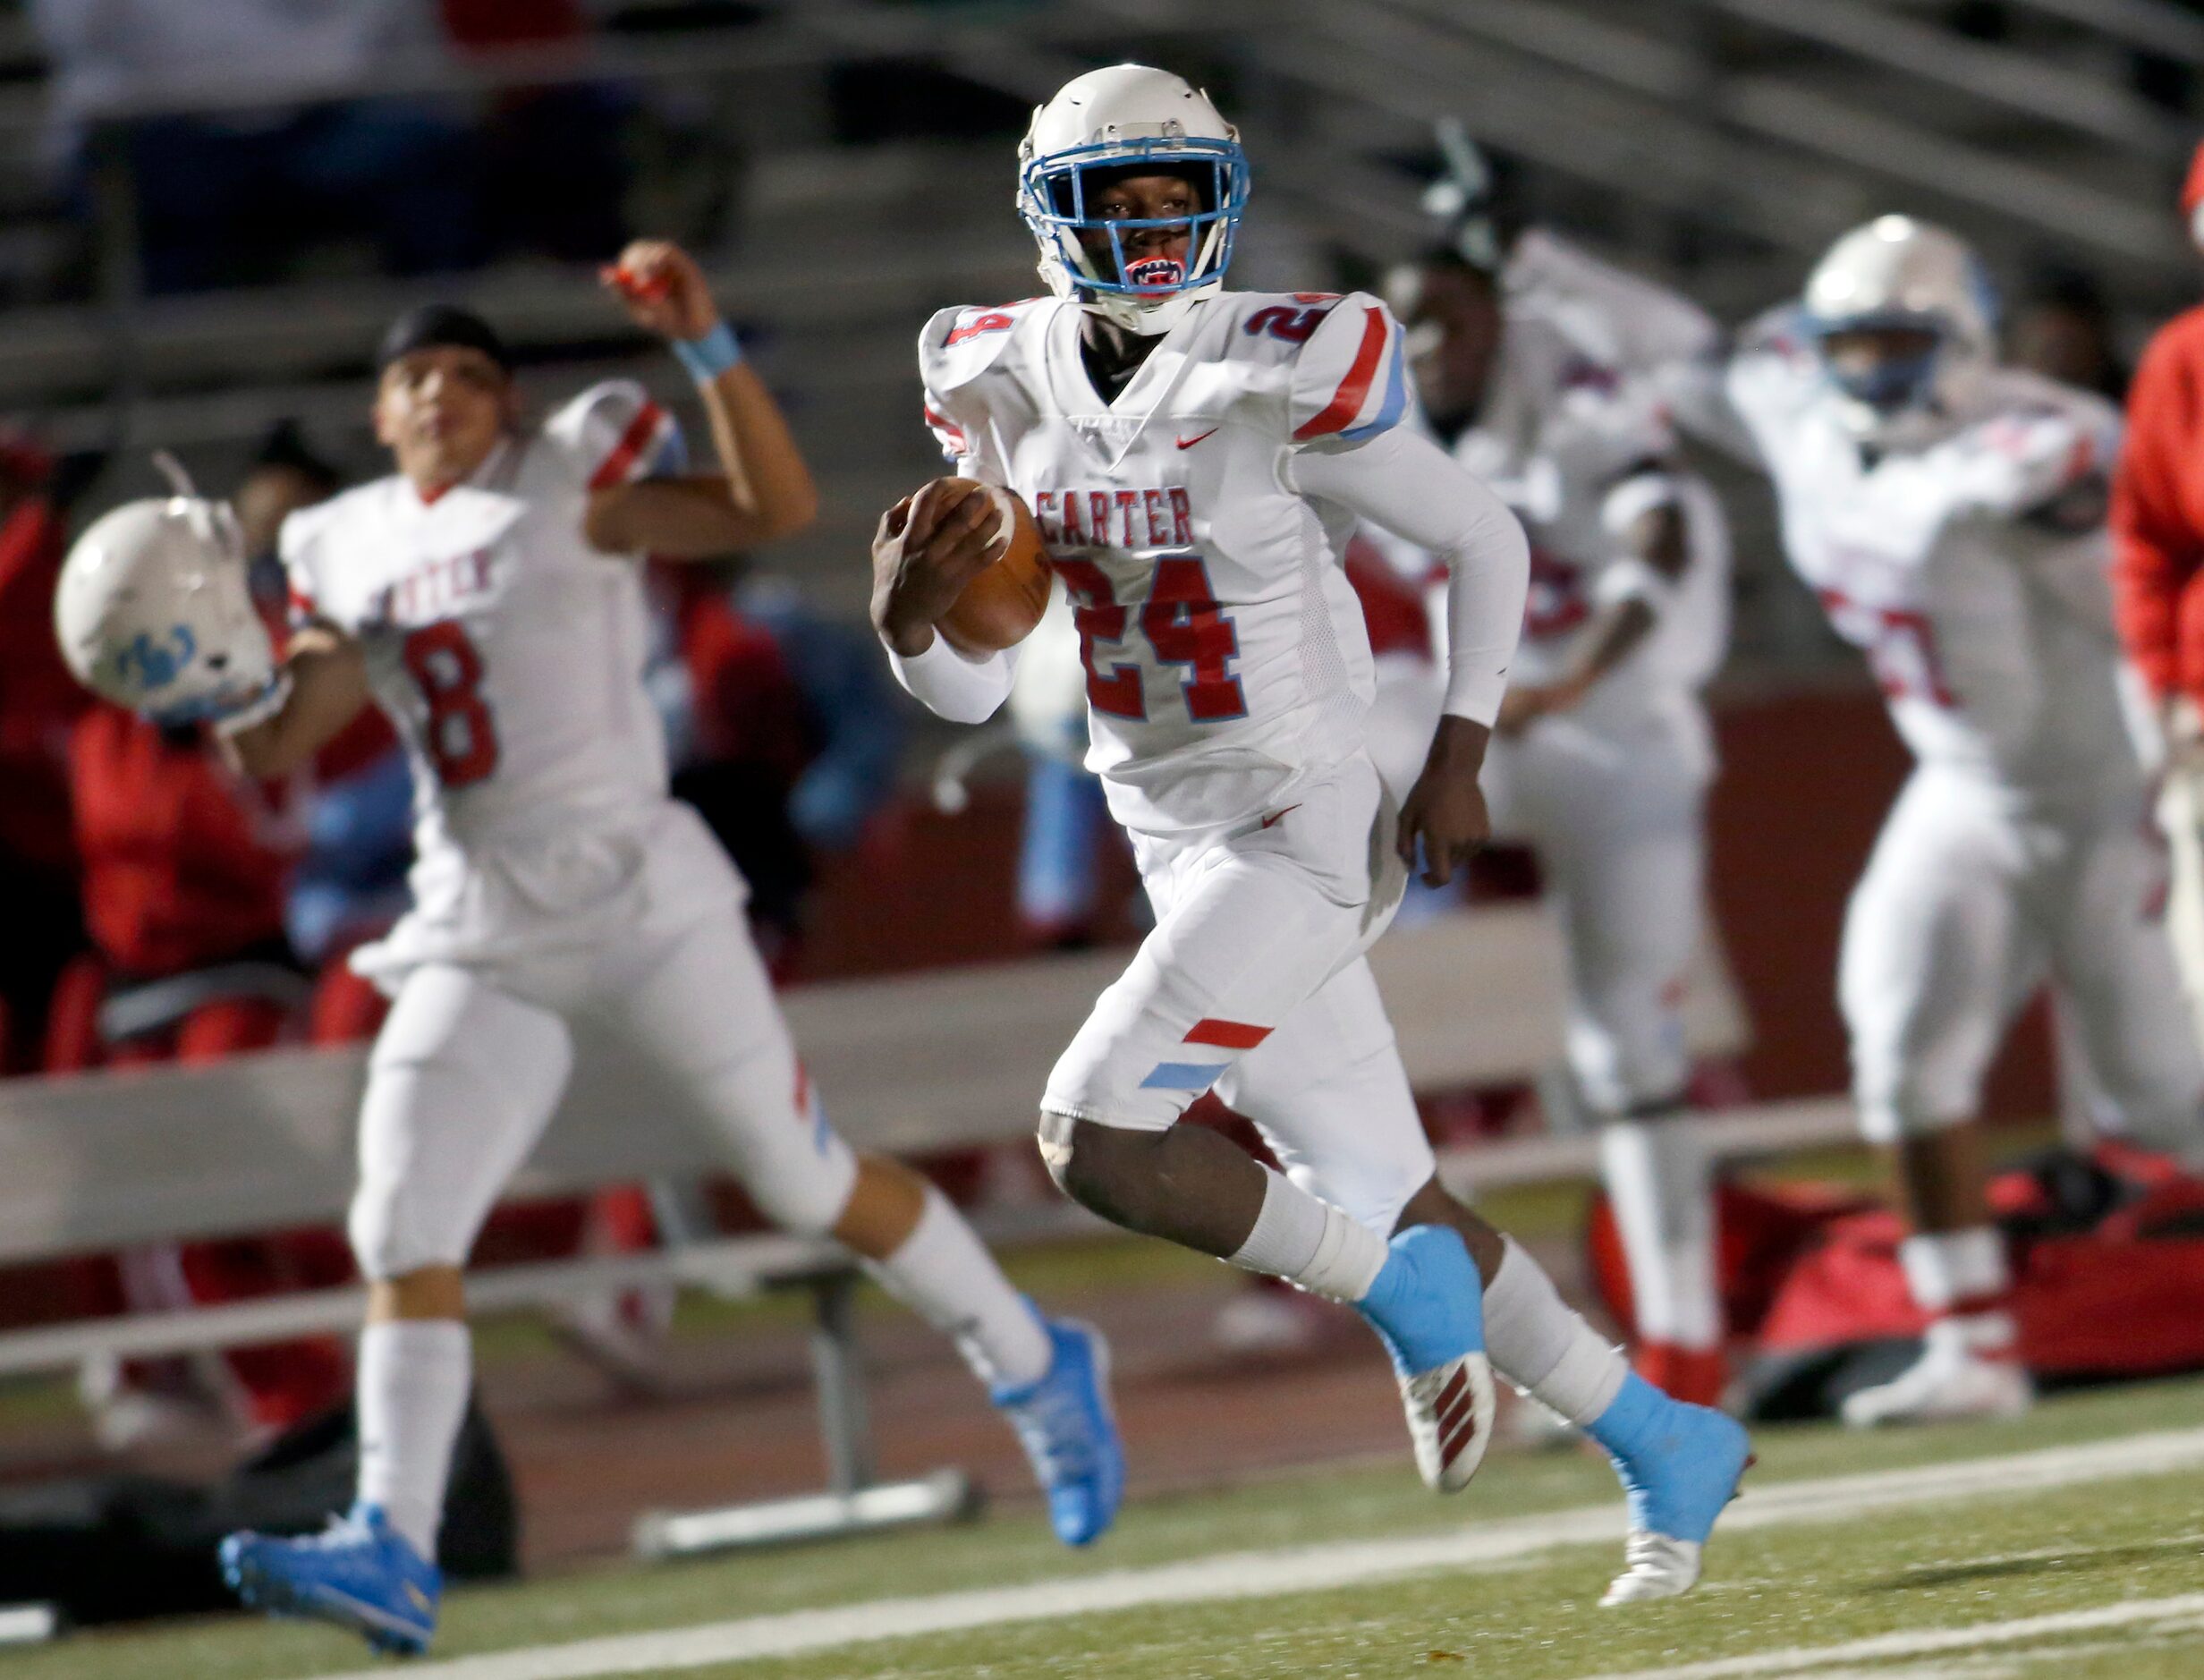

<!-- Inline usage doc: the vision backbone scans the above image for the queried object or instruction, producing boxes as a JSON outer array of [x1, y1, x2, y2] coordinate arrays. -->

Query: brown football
[[920, 479, 1052, 655]]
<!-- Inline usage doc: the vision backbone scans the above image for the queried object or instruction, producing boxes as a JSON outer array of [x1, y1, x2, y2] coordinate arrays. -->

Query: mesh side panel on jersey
[[1295, 512, 1362, 742]]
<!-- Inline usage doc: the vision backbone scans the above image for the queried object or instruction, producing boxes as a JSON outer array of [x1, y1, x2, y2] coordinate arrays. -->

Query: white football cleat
[[1601, 1532, 1705, 1607], [1401, 1353, 1498, 1492], [1589, 1377, 1752, 1608], [1841, 1322, 2032, 1429]]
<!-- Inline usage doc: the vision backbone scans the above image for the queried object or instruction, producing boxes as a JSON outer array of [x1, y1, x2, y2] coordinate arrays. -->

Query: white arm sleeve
[[886, 632, 1019, 725], [1290, 429, 1530, 725]]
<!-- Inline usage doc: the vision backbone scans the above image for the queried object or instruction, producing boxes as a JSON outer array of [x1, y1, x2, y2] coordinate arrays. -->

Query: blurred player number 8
[[402, 620, 500, 786]]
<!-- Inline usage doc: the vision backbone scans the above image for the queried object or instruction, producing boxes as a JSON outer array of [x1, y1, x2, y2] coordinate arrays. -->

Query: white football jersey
[[1434, 296, 1729, 733], [1726, 313, 2137, 797], [282, 381, 684, 863], [920, 290, 1415, 835]]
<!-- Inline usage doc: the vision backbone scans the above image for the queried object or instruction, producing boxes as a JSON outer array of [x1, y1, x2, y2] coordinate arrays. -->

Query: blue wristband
[[673, 321, 742, 383]]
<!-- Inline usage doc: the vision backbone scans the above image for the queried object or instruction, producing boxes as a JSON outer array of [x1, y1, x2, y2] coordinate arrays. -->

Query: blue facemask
[[1020, 136, 1250, 303], [1807, 313, 1945, 415]]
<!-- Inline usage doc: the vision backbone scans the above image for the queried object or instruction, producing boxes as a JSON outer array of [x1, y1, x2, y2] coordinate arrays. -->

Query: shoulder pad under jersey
[[276, 479, 388, 626], [1256, 289, 1411, 447], [918, 299, 1051, 465], [1724, 305, 1820, 429], [541, 378, 686, 493]]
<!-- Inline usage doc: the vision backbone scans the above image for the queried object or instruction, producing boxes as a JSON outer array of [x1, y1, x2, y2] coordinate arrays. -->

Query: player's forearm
[[886, 633, 1015, 725], [692, 350, 818, 543], [1555, 488, 1683, 693], [1438, 517, 1530, 723], [1556, 598, 1657, 695], [587, 473, 776, 559], [219, 634, 369, 779], [1291, 428, 1530, 725]]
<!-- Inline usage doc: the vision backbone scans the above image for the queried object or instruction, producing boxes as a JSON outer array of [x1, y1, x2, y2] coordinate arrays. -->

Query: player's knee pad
[[1845, 980, 1992, 1147], [1040, 997, 1211, 1138], [1565, 991, 1690, 1119], [699, 1065, 860, 1240], [347, 1059, 492, 1280], [350, 972, 573, 1281], [735, 1134, 857, 1240]]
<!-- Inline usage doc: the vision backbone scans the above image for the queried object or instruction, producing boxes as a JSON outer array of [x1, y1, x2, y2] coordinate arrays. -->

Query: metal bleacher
[[2, 0, 2197, 623]]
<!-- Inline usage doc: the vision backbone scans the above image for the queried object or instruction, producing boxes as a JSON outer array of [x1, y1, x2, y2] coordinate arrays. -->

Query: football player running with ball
[[57, 242, 1121, 1657], [1725, 216, 2204, 1426], [872, 65, 1750, 1606]]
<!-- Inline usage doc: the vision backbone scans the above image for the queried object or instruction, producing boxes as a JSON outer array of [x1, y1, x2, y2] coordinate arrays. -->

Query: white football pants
[[1841, 764, 2204, 1150], [1481, 708, 1708, 1116], [348, 834, 856, 1280], [1041, 753, 1437, 1234]]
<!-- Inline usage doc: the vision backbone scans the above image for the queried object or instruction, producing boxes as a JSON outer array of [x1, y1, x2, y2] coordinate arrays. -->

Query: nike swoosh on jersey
[[1259, 804, 1301, 829], [1175, 428, 1220, 450]]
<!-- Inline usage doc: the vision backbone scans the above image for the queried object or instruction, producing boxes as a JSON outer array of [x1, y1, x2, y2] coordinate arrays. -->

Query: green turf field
[[14, 1373, 2204, 1680]]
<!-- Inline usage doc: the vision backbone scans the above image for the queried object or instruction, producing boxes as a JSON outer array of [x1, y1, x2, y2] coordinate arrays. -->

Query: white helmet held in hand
[[55, 481, 278, 727], [1801, 215, 1997, 449], [1017, 64, 1250, 337]]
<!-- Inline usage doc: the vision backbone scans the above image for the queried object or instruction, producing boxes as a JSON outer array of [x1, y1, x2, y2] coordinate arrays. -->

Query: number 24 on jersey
[[1052, 555, 1249, 724]]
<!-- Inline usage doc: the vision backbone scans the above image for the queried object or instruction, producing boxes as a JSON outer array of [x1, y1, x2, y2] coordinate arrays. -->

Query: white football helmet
[[1801, 215, 1997, 449], [55, 484, 279, 727], [1017, 64, 1250, 336]]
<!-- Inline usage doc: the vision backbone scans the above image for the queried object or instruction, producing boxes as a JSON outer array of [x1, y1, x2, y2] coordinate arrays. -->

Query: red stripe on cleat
[[1431, 1366, 1468, 1413], [1439, 1414, 1479, 1467], [1437, 1389, 1473, 1438]]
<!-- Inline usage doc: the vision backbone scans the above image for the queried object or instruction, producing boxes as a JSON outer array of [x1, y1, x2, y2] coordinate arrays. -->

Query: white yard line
[[309, 1426, 2204, 1680], [1573, 1591, 2204, 1678]]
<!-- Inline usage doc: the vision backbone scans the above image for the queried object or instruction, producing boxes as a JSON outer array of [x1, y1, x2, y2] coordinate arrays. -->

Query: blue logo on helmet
[[115, 624, 197, 693]]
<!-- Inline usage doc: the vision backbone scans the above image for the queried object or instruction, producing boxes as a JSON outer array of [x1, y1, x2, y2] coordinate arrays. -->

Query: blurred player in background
[[876, 64, 1750, 1605], [1380, 217, 1734, 1408], [60, 242, 1120, 1656], [1726, 215, 2204, 1427], [2111, 143, 2204, 1047]]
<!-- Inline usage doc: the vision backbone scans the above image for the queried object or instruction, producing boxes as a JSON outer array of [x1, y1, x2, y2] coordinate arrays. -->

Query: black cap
[[250, 419, 342, 493], [376, 304, 512, 374]]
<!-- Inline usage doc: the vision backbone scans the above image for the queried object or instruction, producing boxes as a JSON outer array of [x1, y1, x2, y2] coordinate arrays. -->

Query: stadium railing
[[0, 904, 1853, 1553]]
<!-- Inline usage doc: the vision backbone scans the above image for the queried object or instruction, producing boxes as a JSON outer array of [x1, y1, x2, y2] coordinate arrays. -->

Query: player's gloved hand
[[602, 240, 721, 342], [869, 478, 1009, 658], [1399, 714, 1493, 887]]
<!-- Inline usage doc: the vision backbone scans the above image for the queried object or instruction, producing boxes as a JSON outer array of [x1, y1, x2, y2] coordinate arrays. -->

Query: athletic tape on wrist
[[673, 321, 742, 382]]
